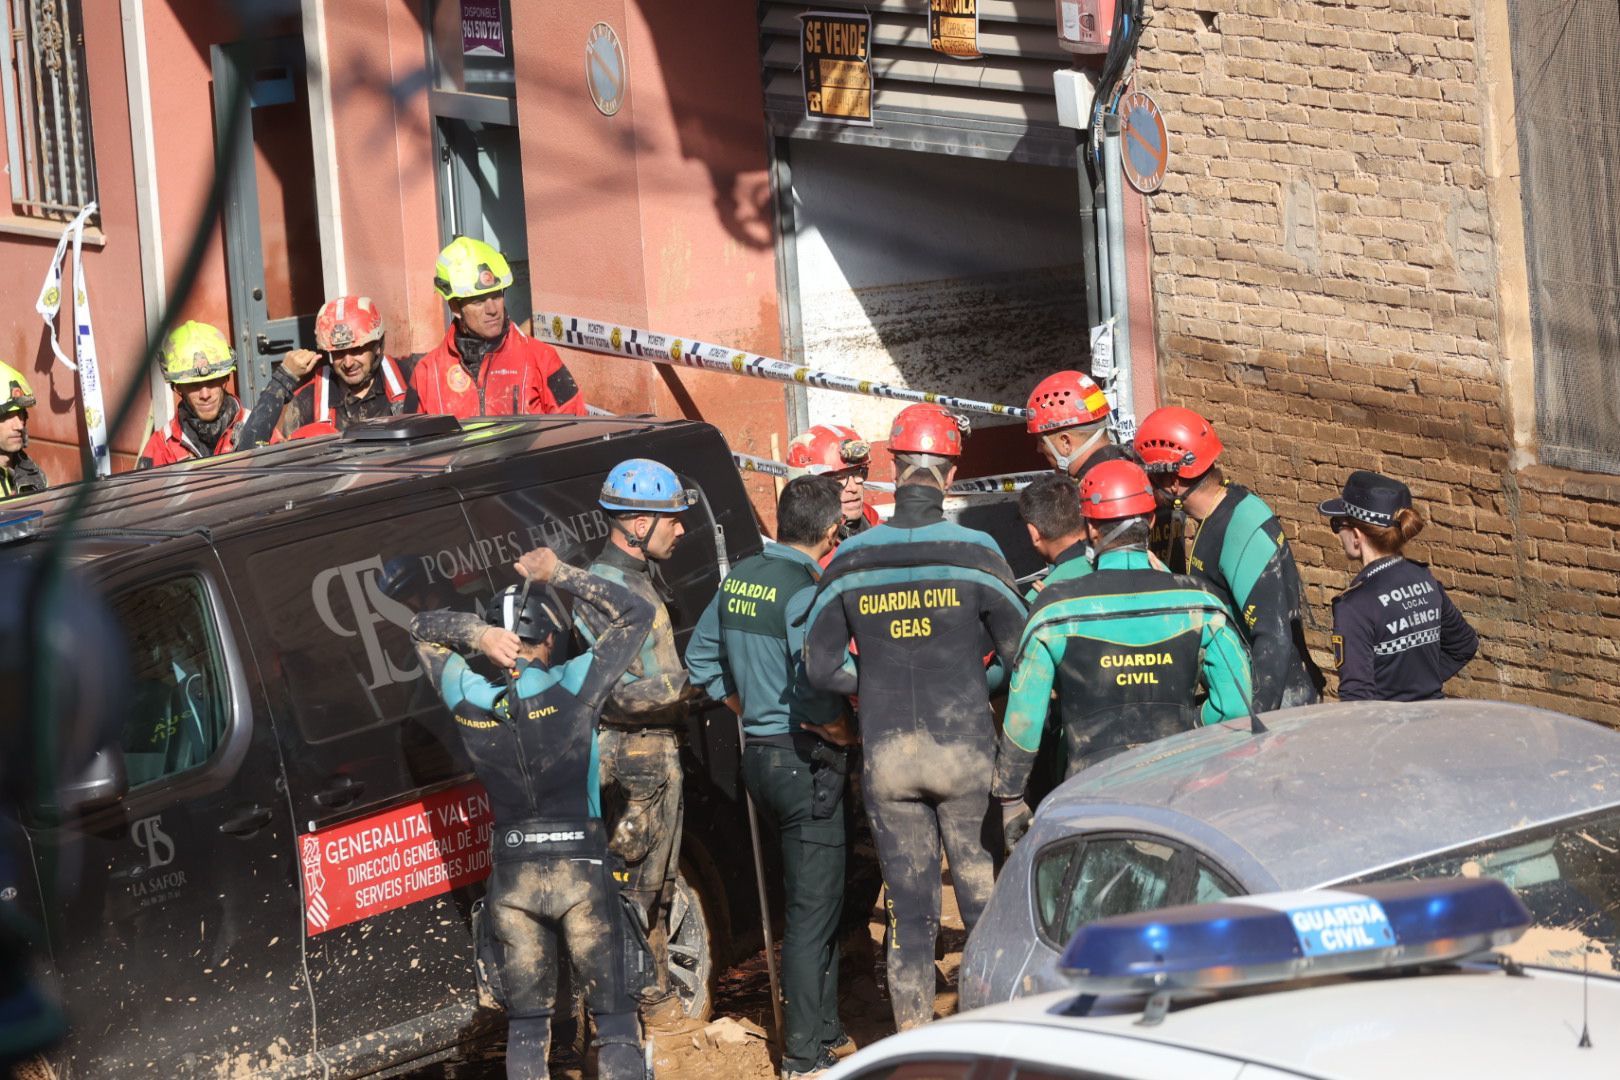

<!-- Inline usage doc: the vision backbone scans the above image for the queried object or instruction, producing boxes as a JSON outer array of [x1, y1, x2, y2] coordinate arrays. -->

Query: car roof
[[907, 968, 1620, 1078], [1037, 700, 1620, 889], [0, 413, 688, 559]]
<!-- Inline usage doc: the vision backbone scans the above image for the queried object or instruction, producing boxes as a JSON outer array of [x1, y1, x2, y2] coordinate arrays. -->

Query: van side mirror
[[57, 748, 129, 815]]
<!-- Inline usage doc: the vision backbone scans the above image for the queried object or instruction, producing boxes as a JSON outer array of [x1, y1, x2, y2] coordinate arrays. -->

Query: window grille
[[1, 0, 98, 221]]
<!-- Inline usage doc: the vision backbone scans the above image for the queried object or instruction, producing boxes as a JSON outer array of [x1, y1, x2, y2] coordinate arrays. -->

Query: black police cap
[[1318, 470, 1412, 529]]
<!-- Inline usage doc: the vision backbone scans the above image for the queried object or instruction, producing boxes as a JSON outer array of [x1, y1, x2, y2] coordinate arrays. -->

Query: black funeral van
[[1, 414, 768, 1078]]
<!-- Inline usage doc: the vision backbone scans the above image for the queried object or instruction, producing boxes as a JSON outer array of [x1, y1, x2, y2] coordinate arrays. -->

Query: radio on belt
[[1057, 877, 1531, 1022]]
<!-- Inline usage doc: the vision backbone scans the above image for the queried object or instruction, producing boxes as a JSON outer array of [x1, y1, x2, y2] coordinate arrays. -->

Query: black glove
[[1001, 798, 1033, 852]]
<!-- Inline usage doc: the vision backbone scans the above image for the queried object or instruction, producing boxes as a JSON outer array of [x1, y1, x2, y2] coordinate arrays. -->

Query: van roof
[[3, 414, 691, 556]]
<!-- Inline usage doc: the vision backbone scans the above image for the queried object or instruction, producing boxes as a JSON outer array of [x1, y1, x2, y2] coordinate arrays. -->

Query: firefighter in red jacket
[[786, 424, 877, 561], [238, 295, 417, 444], [406, 236, 586, 418], [136, 321, 247, 470]]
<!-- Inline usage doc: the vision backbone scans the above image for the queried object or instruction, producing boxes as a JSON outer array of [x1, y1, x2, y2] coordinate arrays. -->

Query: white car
[[827, 878, 1620, 1079]]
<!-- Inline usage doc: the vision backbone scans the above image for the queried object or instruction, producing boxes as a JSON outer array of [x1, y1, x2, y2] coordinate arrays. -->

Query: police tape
[[734, 448, 1042, 495], [541, 312, 1034, 421]]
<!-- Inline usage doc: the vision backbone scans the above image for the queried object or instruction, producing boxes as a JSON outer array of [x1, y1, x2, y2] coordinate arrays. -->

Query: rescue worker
[[238, 295, 417, 444], [785, 423, 878, 548], [136, 321, 247, 470], [407, 237, 586, 418], [410, 546, 652, 1080], [579, 458, 696, 1029], [801, 403, 1026, 1033], [1024, 370, 1124, 482], [686, 476, 856, 1079], [1018, 472, 1091, 599], [1320, 470, 1478, 701], [992, 460, 1255, 839], [0, 361, 46, 499], [1025, 371, 1185, 572], [1134, 406, 1323, 711]]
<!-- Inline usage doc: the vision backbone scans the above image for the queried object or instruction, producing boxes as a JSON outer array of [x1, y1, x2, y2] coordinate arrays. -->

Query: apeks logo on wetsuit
[[504, 828, 588, 847]]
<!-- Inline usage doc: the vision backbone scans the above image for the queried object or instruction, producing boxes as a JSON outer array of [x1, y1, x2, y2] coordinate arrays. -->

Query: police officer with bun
[[410, 546, 654, 1080], [1320, 470, 1478, 701]]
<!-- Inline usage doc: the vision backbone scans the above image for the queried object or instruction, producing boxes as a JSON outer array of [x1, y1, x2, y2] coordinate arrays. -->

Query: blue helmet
[[599, 459, 697, 514]]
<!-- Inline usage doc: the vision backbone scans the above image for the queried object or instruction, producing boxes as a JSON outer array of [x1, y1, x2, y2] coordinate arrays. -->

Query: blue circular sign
[[586, 23, 626, 117]]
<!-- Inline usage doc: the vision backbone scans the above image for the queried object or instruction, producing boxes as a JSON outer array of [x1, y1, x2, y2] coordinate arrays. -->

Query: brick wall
[[1135, 0, 1620, 722]]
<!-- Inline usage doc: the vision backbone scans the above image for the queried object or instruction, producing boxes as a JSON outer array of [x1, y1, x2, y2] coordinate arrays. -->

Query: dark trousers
[[742, 739, 848, 1071]]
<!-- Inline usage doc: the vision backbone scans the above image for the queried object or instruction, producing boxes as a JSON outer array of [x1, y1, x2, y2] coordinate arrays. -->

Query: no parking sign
[[1120, 90, 1167, 194]]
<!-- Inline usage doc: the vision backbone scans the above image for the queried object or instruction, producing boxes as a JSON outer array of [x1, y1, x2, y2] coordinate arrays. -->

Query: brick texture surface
[[1136, 0, 1619, 722]]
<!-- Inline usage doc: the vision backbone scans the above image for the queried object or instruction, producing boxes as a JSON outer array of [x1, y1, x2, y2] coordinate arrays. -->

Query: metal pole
[[738, 714, 785, 1052], [1075, 134, 1102, 332], [1102, 112, 1135, 424]]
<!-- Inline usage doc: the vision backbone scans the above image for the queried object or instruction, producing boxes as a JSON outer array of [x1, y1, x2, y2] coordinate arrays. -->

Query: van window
[[245, 505, 490, 744], [112, 576, 232, 788]]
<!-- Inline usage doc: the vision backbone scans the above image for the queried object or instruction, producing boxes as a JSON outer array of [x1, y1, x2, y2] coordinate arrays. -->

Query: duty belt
[[492, 817, 607, 861]]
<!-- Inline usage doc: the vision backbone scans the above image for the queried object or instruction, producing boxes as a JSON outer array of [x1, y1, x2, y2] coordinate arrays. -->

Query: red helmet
[[1026, 370, 1110, 434], [1134, 406, 1222, 478], [1080, 459, 1157, 520], [315, 295, 384, 352], [786, 424, 871, 476], [888, 403, 963, 456]]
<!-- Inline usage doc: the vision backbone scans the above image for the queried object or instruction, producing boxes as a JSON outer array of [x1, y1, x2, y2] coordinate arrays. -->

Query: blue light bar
[[0, 509, 43, 544], [1058, 877, 1530, 997]]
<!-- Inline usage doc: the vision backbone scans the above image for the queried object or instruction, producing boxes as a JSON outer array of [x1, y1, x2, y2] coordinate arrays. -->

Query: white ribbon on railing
[[540, 312, 1033, 421], [34, 203, 110, 476]]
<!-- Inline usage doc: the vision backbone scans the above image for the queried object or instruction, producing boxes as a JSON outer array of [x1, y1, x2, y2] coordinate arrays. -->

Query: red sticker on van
[[300, 782, 494, 935]]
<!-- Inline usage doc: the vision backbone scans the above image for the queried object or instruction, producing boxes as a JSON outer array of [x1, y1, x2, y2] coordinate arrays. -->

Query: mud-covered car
[[961, 699, 1620, 1009], [1, 413, 771, 1078]]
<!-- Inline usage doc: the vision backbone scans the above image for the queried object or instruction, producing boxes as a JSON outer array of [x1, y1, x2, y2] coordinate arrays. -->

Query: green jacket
[[992, 546, 1254, 799], [684, 544, 843, 739]]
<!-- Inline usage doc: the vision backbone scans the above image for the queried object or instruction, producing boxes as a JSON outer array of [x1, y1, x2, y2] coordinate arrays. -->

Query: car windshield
[[1345, 803, 1620, 977]]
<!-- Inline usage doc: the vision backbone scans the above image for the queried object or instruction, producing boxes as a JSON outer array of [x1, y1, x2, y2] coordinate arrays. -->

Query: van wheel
[[667, 868, 715, 1021]]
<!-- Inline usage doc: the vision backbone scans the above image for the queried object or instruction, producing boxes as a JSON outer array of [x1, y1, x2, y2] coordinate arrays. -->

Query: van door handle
[[218, 805, 274, 836], [314, 777, 365, 808]]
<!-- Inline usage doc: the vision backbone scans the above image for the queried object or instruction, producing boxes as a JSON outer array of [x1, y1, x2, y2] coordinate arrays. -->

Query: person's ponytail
[[1393, 506, 1425, 547]]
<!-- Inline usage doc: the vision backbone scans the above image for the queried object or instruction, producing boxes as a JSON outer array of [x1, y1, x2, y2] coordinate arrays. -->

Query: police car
[[829, 877, 1620, 1079]]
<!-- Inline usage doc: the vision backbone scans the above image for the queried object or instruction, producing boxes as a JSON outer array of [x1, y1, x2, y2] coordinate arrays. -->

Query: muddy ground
[[421, 881, 965, 1079]]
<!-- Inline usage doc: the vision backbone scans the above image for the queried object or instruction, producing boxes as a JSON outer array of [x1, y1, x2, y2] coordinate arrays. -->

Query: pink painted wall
[[323, 0, 445, 356], [0, 0, 148, 480], [510, 0, 787, 519]]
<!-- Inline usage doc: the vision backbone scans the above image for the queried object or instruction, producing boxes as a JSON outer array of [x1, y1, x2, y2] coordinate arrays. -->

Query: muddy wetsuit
[[0, 452, 46, 499], [993, 546, 1255, 799], [1187, 484, 1324, 712], [411, 564, 653, 1080], [685, 543, 849, 1073], [802, 484, 1026, 1031], [575, 543, 691, 1015], [1332, 555, 1478, 701]]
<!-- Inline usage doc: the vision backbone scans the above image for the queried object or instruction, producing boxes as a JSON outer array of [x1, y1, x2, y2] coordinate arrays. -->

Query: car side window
[[1192, 859, 1241, 905], [1035, 836, 1182, 948], [112, 576, 231, 788]]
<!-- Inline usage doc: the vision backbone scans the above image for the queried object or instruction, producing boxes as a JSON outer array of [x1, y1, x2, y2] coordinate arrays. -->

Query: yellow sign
[[929, 0, 981, 59], [800, 11, 873, 125]]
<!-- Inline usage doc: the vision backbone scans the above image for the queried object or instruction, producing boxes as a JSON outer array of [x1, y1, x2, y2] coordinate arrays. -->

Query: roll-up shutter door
[[760, 0, 1076, 165]]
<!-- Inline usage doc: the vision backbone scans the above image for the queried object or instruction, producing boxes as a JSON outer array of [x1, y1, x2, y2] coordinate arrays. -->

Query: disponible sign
[[461, 0, 505, 58], [300, 782, 494, 936], [800, 11, 873, 125]]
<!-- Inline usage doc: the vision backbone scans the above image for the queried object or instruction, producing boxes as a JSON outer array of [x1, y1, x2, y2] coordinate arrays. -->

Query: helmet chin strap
[[1048, 427, 1108, 474], [1095, 517, 1141, 553], [898, 462, 950, 487], [611, 515, 652, 553]]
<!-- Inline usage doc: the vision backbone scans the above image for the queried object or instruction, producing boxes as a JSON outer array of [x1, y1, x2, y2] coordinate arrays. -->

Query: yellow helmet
[[161, 321, 237, 385], [0, 360, 35, 414], [433, 236, 513, 301]]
